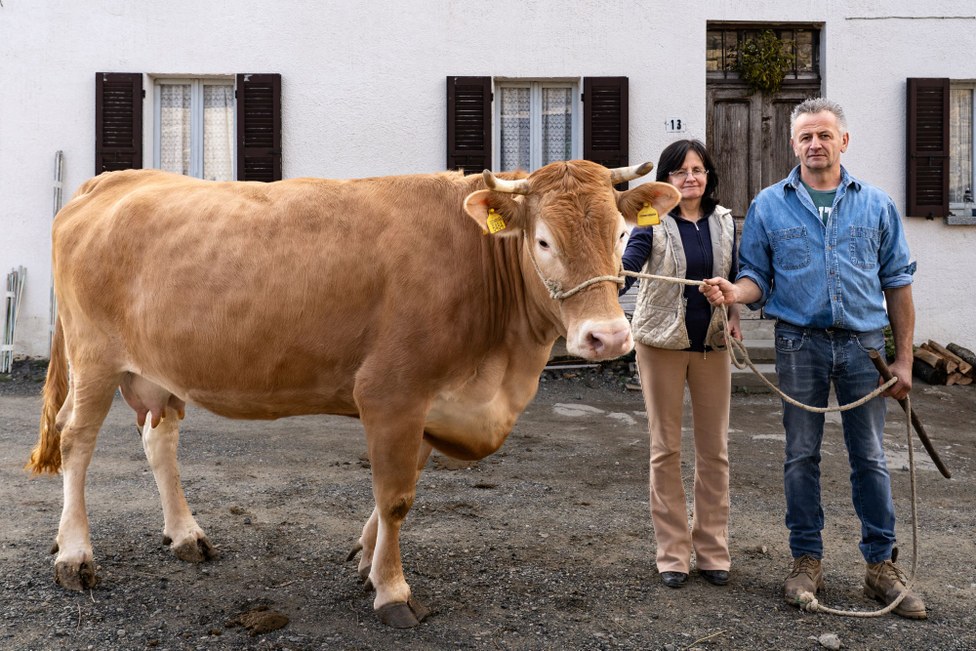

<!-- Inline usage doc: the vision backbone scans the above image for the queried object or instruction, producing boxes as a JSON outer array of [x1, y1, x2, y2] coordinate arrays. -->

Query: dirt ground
[[1, 360, 975, 651]]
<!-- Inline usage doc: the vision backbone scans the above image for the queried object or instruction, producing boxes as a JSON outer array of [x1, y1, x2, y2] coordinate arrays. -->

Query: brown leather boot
[[784, 555, 824, 606], [864, 550, 927, 620]]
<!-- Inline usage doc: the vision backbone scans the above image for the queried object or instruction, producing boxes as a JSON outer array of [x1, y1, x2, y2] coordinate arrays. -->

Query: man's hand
[[884, 357, 913, 401], [700, 277, 739, 306]]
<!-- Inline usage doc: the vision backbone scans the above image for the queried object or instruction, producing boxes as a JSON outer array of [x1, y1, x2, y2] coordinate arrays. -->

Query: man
[[700, 97, 925, 619]]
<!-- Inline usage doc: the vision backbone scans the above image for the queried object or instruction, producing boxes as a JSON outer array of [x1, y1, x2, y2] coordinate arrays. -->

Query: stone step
[[736, 338, 775, 363], [733, 331, 777, 392], [732, 362, 778, 393], [738, 318, 775, 335]]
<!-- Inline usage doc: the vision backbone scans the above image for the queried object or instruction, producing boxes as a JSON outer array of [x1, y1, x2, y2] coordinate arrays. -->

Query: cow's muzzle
[[568, 318, 634, 361]]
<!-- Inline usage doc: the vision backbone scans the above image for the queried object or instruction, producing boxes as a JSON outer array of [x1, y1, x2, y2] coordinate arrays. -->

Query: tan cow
[[28, 161, 679, 627]]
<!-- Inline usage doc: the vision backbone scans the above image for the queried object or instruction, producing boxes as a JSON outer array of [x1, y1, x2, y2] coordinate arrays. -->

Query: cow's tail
[[26, 315, 68, 475]]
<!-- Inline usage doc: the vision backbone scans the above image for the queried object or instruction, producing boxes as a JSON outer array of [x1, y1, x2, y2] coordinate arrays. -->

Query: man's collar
[[784, 165, 861, 193]]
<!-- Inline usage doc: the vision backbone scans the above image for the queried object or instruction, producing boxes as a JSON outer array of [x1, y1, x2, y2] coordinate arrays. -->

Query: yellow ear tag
[[637, 203, 660, 227], [486, 208, 507, 234]]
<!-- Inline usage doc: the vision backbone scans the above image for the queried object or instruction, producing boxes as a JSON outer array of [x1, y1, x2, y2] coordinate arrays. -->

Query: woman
[[621, 139, 741, 589]]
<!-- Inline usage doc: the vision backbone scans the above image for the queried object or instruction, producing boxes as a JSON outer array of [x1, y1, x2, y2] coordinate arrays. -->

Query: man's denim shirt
[[737, 165, 916, 332]]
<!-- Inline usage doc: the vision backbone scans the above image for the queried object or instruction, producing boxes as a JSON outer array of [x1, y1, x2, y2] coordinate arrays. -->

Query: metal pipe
[[50, 150, 64, 345]]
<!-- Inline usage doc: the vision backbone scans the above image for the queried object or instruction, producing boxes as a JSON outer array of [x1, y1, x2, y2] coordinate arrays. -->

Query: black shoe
[[699, 569, 729, 586], [661, 571, 688, 589]]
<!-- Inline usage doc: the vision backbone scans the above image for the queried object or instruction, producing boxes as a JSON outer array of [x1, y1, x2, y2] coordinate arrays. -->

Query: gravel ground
[[1, 358, 975, 650]]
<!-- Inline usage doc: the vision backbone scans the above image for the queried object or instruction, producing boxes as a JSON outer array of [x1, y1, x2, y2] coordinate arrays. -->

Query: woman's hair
[[655, 139, 720, 216]]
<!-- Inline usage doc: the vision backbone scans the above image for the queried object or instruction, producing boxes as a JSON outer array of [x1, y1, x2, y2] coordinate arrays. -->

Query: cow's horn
[[609, 162, 654, 185], [483, 170, 530, 195]]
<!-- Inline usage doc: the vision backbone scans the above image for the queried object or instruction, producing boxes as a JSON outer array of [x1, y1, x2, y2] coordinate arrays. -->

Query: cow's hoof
[[167, 535, 219, 562], [54, 559, 98, 591], [358, 563, 372, 583], [346, 542, 363, 562], [375, 596, 430, 628]]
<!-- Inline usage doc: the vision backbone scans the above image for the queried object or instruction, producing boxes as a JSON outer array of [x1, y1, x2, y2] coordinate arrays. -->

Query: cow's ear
[[616, 182, 682, 226], [463, 190, 524, 237]]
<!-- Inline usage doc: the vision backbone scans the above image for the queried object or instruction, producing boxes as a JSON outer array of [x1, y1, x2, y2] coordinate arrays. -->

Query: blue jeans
[[775, 321, 895, 564]]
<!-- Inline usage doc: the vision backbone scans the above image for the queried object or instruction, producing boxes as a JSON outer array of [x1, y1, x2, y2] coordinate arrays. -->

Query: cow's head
[[463, 160, 681, 361]]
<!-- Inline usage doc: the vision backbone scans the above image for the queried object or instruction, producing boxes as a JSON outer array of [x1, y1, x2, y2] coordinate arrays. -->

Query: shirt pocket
[[770, 226, 810, 271], [849, 226, 880, 270]]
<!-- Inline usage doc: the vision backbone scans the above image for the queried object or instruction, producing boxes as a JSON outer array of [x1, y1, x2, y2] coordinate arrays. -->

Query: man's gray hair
[[790, 97, 848, 136]]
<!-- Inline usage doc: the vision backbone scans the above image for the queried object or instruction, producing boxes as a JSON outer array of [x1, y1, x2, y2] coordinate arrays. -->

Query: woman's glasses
[[668, 168, 708, 181]]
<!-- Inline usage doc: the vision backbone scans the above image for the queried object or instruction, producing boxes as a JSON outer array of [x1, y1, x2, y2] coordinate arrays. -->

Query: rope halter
[[525, 249, 624, 301]]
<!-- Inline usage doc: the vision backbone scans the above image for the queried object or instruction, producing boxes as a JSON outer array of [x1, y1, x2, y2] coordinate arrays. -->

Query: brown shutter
[[237, 73, 282, 182], [95, 72, 143, 174], [906, 78, 949, 217], [447, 76, 492, 173], [583, 76, 629, 187]]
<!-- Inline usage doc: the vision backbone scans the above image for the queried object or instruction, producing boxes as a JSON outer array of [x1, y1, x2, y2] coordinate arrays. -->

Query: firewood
[[913, 348, 946, 370], [912, 357, 947, 385], [919, 342, 957, 373], [947, 343, 976, 373], [926, 340, 972, 375], [946, 372, 973, 386]]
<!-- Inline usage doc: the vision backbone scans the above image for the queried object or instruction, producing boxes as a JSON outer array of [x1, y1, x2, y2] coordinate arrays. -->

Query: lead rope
[[614, 269, 920, 618], [540, 262, 919, 616]]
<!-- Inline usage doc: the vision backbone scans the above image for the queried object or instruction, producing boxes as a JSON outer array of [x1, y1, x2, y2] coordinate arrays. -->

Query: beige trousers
[[636, 343, 731, 573]]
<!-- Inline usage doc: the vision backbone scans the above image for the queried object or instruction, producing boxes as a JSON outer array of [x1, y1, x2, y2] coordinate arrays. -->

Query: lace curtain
[[500, 87, 530, 171], [158, 82, 234, 181], [499, 84, 574, 171], [950, 87, 973, 204], [203, 85, 234, 181], [159, 84, 191, 175], [542, 87, 572, 165]]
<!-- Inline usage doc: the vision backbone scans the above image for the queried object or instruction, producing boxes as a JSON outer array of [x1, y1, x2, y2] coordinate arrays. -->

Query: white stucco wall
[[2, 0, 975, 357]]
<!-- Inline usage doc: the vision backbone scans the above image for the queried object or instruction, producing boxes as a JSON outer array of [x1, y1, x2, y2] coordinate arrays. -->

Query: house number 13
[[665, 118, 685, 133]]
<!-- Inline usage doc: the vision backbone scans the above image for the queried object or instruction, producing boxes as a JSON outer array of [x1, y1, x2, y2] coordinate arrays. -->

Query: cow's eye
[[619, 231, 627, 241], [537, 239, 550, 250]]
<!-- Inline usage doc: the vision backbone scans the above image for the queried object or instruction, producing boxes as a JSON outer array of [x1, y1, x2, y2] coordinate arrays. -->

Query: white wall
[[2, 0, 975, 356]]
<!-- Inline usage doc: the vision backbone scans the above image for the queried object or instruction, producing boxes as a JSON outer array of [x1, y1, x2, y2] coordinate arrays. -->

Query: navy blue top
[[620, 210, 738, 352]]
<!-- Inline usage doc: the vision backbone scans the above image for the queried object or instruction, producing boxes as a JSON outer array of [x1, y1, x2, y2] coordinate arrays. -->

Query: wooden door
[[707, 84, 820, 217]]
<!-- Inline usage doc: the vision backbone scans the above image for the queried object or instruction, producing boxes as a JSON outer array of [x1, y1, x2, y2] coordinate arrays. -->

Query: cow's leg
[[357, 405, 432, 628], [349, 507, 379, 582], [350, 441, 433, 584], [53, 372, 119, 591], [141, 406, 217, 562]]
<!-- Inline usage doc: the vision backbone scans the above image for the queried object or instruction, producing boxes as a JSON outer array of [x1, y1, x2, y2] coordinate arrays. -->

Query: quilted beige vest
[[631, 206, 734, 350]]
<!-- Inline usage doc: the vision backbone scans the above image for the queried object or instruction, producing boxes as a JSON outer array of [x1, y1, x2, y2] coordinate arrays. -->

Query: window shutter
[[447, 76, 492, 173], [237, 73, 282, 182], [583, 76, 629, 187], [906, 78, 949, 217], [95, 72, 143, 174]]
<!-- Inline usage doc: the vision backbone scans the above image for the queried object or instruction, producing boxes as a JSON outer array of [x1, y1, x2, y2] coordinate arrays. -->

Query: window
[[950, 82, 974, 209], [446, 76, 629, 184], [706, 26, 821, 83], [95, 72, 282, 182], [495, 81, 578, 171], [154, 78, 235, 181]]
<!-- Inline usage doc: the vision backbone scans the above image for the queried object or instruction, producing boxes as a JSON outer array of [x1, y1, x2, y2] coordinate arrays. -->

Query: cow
[[27, 160, 680, 627]]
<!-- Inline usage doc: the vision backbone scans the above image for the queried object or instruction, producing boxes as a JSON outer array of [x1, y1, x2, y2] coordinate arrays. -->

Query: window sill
[[946, 209, 976, 226]]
